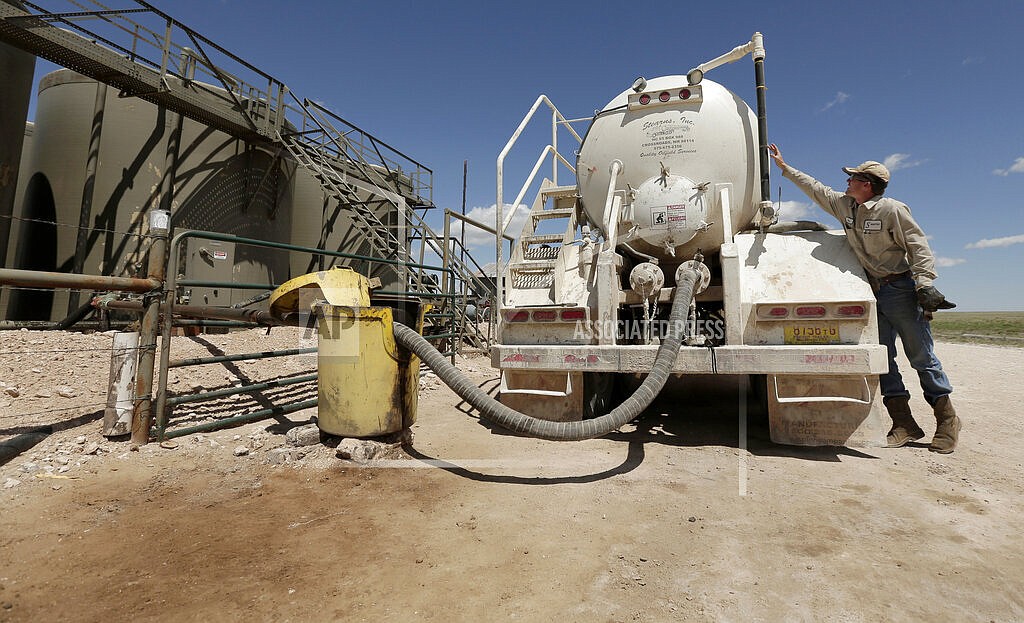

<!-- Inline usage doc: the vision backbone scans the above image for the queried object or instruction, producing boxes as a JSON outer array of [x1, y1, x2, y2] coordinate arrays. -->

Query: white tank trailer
[[493, 34, 889, 446]]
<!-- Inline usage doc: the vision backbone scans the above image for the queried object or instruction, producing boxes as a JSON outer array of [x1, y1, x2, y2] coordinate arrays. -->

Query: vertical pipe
[[152, 111, 183, 442], [441, 210, 450, 302], [103, 331, 138, 437], [442, 211, 454, 363], [460, 160, 467, 270], [68, 82, 107, 314], [460, 160, 468, 352], [752, 34, 770, 205], [603, 160, 623, 247], [131, 221, 166, 447], [132, 110, 179, 447]]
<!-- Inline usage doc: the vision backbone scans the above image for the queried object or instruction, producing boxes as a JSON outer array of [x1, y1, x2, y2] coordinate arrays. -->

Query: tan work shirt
[[781, 165, 937, 288]]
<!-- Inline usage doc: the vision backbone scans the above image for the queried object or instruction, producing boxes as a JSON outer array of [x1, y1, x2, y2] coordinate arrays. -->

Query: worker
[[767, 144, 961, 453]]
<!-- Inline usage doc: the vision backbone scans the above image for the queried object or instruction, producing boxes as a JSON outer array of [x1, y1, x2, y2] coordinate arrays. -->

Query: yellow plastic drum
[[315, 302, 424, 437]]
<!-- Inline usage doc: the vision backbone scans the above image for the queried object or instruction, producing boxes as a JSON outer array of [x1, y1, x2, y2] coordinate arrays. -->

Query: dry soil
[[1, 328, 1022, 622]]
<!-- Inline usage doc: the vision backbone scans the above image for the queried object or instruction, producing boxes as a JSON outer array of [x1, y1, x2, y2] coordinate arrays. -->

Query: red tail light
[[532, 310, 557, 322], [837, 305, 866, 317], [505, 310, 529, 322], [560, 308, 586, 321], [639, 93, 651, 105], [679, 89, 691, 99], [658, 91, 671, 102], [757, 305, 789, 318], [795, 306, 827, 317]]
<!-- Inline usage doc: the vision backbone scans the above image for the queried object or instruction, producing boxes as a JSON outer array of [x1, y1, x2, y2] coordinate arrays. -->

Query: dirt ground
[[1, 327, 1022, 622]]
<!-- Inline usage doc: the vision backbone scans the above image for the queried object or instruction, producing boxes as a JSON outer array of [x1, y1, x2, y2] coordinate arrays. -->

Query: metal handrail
[[504, 145, 575, 231], [494, 95, 582, 314]]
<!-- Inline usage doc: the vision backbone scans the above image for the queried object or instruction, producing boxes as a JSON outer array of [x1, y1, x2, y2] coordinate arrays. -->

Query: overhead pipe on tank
[[685, 32, 774, 228]]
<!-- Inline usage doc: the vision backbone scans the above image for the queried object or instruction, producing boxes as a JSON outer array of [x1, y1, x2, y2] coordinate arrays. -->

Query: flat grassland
[[930, 310, 1024, 346]]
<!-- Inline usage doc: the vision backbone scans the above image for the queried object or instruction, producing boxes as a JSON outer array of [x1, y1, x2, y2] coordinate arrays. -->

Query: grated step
[[533, 208, 575, 221], [523, 233, 565, 244], [524, 247, 560, 260], [510, 261, 556, 272]]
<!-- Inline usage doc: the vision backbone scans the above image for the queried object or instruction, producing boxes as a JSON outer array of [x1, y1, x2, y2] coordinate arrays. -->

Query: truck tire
[[583, 372, 616, 419]]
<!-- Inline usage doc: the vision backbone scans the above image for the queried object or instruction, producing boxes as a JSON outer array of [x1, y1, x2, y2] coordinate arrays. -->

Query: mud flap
[[767, 374, 885, 447], [499, 370, 583, 422]]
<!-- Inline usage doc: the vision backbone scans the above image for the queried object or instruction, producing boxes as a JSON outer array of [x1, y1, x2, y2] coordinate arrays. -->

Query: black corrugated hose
[[392, 267, 700, 441]]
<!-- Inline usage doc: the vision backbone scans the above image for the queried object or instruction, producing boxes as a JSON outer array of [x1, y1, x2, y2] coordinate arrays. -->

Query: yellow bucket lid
[[268, 267, 372, 319]]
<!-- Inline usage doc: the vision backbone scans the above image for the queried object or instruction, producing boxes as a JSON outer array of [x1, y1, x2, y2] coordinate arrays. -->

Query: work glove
[[917, 286, 956, 312]]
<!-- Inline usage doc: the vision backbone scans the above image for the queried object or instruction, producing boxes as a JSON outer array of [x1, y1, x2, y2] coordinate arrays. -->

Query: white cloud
[[993, 157, 1024, 176], [883, 153, 926, 171], [448, 203, 530, 250], [776, 200, 817, 221], [965, 233, 1024, 249], [935, 257, 966, 268], [820, 91, 849, 112]]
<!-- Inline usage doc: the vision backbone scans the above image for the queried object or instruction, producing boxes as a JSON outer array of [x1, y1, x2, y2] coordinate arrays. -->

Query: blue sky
[[25, 0, 1024, 310]]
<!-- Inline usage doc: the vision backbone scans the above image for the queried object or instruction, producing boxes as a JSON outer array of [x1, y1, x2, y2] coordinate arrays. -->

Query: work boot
[[929, 395, 961, 454], [884, 395, 925, 448]]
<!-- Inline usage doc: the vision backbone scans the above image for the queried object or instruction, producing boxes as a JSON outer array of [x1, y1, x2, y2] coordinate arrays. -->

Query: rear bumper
[[491, 343, 888, 375]]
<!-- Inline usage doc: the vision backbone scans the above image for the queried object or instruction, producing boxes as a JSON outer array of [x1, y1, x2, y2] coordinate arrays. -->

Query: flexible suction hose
[[393, 267, 700, 441]]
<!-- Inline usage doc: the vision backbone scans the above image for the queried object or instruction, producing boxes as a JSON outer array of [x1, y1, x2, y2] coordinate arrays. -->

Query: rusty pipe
[[0, 268, 160, 293], [94, 297, 295, 326]]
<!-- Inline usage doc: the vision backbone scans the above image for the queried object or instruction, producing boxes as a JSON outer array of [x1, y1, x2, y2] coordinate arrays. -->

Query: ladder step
[[533, 207, 575, 221], [512, 273, 554, 289], [541, 185, 578, 198], [524, 247, 560, 260], [523, 233, 565, 244], [510, 261, 555, 272]]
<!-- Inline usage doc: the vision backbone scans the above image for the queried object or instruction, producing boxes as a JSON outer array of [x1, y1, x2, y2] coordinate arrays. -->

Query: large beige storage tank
[[5, 68, 417, 322], [0, 122, 34, 319], [6, 69, 299, 321], [0, 31, 35, 284]]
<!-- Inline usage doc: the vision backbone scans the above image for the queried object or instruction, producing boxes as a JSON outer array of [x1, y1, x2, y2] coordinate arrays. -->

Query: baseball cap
[[842, 161, 890, 183]]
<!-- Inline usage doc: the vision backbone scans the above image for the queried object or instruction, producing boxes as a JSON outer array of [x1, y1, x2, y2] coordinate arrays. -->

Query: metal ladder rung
[[541, 185, 579, 198], [533, 208, 575, 221], [523, 233, 565, 244], [510, 261, 556, 272]]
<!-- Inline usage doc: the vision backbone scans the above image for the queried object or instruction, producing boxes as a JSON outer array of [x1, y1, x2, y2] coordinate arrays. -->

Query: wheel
[[746, 374, 769, 420], [583, 372, 617, 419]]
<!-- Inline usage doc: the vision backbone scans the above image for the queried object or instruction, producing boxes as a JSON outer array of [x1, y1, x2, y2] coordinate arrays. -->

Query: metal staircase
[[278, 98, 495, 351], [506, 182, 579, 303], [0, 0, 492, 350]]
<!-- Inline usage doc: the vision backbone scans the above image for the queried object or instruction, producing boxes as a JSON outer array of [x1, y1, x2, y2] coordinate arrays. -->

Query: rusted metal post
[[131, 108, 179, 447], [130, 211, 167, 447]]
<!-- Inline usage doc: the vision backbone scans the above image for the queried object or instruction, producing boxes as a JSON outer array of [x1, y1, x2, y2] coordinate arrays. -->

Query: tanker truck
[[490, 34, 889, 447]]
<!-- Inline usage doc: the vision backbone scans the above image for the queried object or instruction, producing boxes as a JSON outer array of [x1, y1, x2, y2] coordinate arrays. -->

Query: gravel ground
[[1, 328, 1022, 622]]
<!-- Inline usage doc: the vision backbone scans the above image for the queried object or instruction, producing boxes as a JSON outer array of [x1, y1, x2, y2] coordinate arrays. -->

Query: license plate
[[784, 323, 840, 345]]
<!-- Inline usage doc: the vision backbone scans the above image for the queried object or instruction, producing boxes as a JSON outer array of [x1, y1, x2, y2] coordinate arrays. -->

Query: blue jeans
[[875, 275, 953, 406]]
